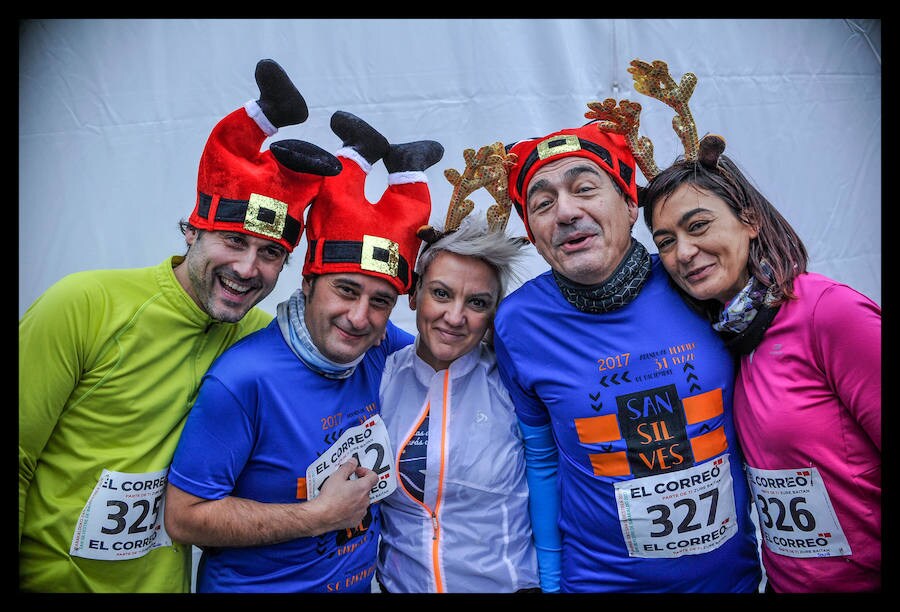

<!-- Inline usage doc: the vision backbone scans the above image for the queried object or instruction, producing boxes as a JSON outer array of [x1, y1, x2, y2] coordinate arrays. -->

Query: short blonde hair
[[414, 216, 529, 299]]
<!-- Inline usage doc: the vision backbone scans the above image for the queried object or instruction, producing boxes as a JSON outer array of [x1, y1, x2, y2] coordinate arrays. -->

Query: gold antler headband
[[584, 59, 725, 181], [417, 142, 517, 243]]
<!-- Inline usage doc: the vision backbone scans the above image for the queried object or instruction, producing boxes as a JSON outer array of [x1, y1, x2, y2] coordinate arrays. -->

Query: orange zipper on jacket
[[430, 369, 450, 592], [395, 369, 450, 592]]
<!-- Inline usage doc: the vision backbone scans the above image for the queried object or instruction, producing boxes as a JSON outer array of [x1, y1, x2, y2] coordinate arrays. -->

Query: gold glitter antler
[[584, 59, 702, 181], [418, 142, 517, 243], [477, 142, 517, 233], [628, 59, 699, 163], [585, 97, 660, 180], [444, 142, 517, 231]]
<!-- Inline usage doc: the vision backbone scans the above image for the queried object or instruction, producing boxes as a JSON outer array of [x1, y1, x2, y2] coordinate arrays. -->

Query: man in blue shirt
[[165, 111, 443, 592], [493, 112, 762, 592]]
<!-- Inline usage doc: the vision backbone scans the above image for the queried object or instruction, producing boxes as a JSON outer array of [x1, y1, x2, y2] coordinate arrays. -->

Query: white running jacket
[[376, 340, 540, 593]]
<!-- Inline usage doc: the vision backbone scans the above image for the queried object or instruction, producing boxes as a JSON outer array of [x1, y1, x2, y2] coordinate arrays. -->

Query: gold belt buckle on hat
[[360, 234, 400, 278]]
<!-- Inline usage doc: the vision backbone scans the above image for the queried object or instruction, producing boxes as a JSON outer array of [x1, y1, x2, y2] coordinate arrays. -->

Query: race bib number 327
[[614, 455, 738, 558]]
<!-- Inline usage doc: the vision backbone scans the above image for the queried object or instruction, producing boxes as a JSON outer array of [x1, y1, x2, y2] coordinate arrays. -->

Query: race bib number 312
[[70, 468, 172, 561], [305, 415, 397, 503]]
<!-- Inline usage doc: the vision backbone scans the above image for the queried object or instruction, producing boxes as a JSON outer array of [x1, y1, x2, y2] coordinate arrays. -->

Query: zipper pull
[[432, 512, 438, 540]]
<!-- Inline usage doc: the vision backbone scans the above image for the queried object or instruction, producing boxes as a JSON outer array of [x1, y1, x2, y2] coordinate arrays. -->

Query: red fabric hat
[[506, 123, 637, 242], [302, 162, 432, 294], [191, 106, 325, 252]]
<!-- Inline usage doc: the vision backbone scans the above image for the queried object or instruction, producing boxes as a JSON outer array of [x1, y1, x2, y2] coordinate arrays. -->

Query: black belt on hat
[[308, 239, 411, 288], [196, 193, 302, 246], [515, 138, 632, 199]]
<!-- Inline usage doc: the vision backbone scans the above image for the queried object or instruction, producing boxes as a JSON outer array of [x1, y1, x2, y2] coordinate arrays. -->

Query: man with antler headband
[[375, 143, 540, 593], [490, 60, 763, 593], [164, 110, 443, 592], [19, 59, 341, 593]]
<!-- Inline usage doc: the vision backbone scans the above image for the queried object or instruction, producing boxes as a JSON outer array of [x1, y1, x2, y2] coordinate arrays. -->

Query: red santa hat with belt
[[302, 111, 443, 294], [505, 124, 637, 243], [190, 59, 341, 252]]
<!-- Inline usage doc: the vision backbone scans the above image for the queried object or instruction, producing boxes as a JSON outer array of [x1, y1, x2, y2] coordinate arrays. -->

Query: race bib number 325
[[70, 468, 172, 561]]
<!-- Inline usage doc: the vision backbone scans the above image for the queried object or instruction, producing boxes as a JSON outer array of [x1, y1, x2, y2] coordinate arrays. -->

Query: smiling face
[[175, 228, 287, 323], [302, 272, 398, 364], [411, 250, 499, 371], [525, 156, 638, 285], [650, 183, 758, 304]]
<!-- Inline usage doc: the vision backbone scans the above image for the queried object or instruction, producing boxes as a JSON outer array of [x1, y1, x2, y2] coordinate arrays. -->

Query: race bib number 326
[[745, 465, 851, 558], [70, 468, 172, 561]]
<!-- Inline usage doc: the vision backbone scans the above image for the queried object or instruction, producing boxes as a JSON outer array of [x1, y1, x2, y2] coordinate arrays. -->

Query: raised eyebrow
[[564, 165, 604, 182], [527, 165, 605, 202], [526, 177, 551, 203]]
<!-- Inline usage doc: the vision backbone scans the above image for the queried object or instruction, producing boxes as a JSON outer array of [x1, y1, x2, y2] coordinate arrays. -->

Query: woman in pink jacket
[[641, 143, 881, 593]]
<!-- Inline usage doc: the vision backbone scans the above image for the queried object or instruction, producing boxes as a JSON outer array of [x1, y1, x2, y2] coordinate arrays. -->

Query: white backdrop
[[19, 19, 882, 334]]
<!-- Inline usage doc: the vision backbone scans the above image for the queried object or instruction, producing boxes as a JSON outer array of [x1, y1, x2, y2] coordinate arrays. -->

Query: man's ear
[[184, 226, 199, 247], [408, 289, 418, 311], [626, 198, 640, 227], [301, 276, 315, 299]]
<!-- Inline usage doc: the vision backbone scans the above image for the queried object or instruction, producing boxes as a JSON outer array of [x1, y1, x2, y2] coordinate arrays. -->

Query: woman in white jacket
[[375, 144, 540, 592]]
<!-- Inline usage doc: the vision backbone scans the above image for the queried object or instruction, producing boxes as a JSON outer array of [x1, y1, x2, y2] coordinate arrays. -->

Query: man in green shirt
[[18, 59, 340, 593]]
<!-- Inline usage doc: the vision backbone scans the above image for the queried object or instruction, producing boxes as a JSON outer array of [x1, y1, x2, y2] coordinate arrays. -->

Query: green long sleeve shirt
[[19, 256, 272, 592]]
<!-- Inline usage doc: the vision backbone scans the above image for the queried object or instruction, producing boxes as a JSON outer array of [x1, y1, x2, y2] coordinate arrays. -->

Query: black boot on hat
[[254, 59, 341, 176], [270, 140, 343, 176], [330, 111, 390, 165], [254, 58, 308, 128], [384, 140, 445, 173]]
